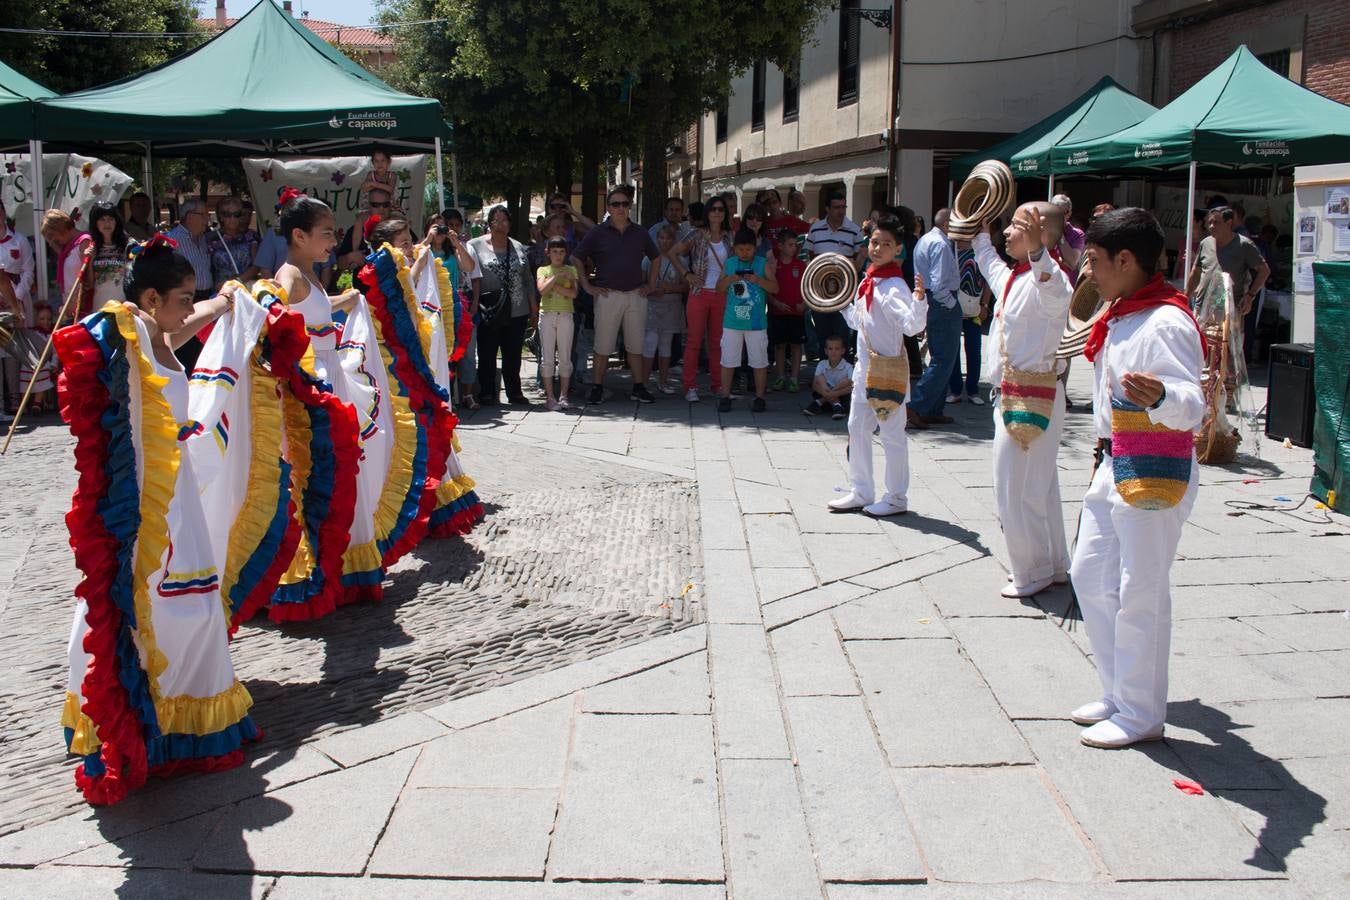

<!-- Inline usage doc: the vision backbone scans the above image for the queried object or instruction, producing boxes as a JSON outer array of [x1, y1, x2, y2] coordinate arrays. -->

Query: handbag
[[997, 325, 1057, 449], [1109, 396, 1193, 510], [862, 332, 908, 421]]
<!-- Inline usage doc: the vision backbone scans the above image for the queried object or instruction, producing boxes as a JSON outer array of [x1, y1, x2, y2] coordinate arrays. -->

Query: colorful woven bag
[[1110, 398, 1192, 510], [864, 345, 908, 421], [999, 365, 1058, 449]]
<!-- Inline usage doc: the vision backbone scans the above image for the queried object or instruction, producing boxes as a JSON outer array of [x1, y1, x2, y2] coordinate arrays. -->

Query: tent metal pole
[[1047, 174, 1055, 200], [142, 144, 154, 222], [28, 139, 48, 304], [434, 137, 446, 211], [1183, 160, 1198, 285], [451, 153, 460, 210], [947, 180, 954, 208]]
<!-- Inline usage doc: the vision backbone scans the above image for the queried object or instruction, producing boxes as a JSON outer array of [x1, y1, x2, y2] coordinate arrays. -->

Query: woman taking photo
[[665, 196, 732, 402], [208, 196, 260, 289], [468, 206, 536, 407], [39, 209, 94, 322], [87, 203, 133, 307]]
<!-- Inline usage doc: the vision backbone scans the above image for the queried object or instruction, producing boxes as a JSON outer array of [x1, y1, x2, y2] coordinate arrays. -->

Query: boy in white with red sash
[[828, 215, 927, 518], [1070, 208, 1206, 749], [972, 204, 1073, 599]]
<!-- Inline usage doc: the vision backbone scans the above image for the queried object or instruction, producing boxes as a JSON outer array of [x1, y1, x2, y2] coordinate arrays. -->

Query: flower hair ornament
[[126, 232, 179, 262], [363, 214, 382, 242], [277, 186, 305, 208]]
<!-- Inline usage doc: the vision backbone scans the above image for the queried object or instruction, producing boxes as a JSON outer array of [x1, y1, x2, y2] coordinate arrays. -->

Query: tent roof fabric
[[1, 58, 56, 146], [950, 77, 1157, 182], [1051, 45, 1350, 175], [33, 0, 444, 155]]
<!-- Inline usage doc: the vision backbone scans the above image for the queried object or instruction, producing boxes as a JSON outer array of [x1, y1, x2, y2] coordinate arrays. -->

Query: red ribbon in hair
[[857, 263, 904, 310], [128, 232, 178, 261], [1083, 274, 1207, 363], [278, 186, 304, 207], [363, 214, 382, 242]]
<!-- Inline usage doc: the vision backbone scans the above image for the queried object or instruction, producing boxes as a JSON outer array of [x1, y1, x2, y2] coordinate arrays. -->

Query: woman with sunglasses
[[665, 196, 733, 402], [208, 196, 260, 290]]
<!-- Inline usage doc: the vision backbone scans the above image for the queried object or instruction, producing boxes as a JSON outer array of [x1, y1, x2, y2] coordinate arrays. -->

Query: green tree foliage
[[0, 0, 204, 94], [380, 0, 821, 224]]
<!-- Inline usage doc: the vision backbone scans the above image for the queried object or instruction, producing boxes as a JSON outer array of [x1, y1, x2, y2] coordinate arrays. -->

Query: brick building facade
[[1134, 0, 1350, 104]]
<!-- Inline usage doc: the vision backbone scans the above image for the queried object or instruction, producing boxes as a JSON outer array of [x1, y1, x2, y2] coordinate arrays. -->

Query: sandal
[[461, 395, 480, 411]]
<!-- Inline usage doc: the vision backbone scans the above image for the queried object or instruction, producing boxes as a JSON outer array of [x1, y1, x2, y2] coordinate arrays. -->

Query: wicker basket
[[1195, 419, 1240, 464]]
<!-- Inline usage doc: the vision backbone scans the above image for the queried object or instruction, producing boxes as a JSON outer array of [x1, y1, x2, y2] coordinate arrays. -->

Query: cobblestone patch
[[0, 424, 701, 835]]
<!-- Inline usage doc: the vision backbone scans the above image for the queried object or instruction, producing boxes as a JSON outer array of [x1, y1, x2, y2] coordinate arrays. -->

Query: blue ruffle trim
[[227, 458, 295, 620]]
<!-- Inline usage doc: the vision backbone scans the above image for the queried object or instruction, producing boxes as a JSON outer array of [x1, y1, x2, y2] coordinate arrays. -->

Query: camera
[[732, 280, 750, 299], [433, 225, 449, 236]]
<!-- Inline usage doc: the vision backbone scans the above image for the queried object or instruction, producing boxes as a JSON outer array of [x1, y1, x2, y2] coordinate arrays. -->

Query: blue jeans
[[948, 317, 983, 398], [909, 298, 962, 418]]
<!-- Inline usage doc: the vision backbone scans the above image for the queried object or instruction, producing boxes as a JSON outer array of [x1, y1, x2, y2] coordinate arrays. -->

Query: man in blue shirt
[[907, 209, 960, 427]]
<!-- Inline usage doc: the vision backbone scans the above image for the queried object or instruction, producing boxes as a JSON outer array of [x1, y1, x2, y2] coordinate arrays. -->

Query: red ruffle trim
[[428, 501, 485, 538], [262, 307, 361, 623], [56, 320, 149, 806]]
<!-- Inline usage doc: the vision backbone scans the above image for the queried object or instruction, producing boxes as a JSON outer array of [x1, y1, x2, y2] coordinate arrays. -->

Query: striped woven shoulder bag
[[1107, 364, 1192, 510]]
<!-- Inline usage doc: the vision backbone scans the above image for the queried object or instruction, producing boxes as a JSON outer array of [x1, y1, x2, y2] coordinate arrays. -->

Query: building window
[[751, 61, 766, 132], [715, 102, 728, 144], [783, 64, 800, 123], [1256, 48, 1291, 79], [838, 0, 860, 107]]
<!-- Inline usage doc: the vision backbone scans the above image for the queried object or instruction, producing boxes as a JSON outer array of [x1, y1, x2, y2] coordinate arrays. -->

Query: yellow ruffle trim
[[220, 338, 288, 622], [108, 302, 176, 703], [435, 473, 478, 508], [277, 386, 318, 588], [365, 310, 422, 556], [62, 691, 101, 757], [389, 245, 441, 364], [429, 252, 458, 361], [154, 680, 254, 736]]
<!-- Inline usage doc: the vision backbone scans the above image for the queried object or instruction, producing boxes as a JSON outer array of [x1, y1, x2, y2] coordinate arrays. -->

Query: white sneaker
[[658, 382, 677, 395], [827, 491, 870, 512], [968, 394, 986, 406], [685, 389, 699, 402], [1001, 577, 1054, 599], [1080, 717, 1164, 749], [863, 499, 908, 518], [1070, 699, 1118, 726], [945, 392, 961, 403]]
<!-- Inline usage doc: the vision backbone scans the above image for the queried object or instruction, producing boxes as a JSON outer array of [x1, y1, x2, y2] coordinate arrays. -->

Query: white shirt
[[0, 229, 36, 317], [1091, 305, 1205, 440], [806, 217, 864, 258], [974, 232, 1072, 384], [814, 357, 854, 391], [842, 275, 927, 360]]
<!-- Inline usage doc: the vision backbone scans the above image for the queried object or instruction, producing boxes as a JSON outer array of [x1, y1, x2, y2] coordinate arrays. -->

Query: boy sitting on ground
[[805, 334, 853, 420]]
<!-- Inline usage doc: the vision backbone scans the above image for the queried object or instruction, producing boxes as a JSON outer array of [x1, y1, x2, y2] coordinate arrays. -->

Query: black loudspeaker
[[1266, 342, 1315, 448]]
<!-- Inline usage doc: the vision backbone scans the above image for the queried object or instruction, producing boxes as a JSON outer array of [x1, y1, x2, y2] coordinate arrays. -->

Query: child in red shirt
[[768, 230, 807, 391]]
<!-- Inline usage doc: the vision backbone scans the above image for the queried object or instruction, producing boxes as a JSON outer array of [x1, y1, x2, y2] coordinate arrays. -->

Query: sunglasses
[[549, 202, 567, 210], [219, 211, 244, 218], [608, 199, 632, 208], [369, 201, 391, 209]]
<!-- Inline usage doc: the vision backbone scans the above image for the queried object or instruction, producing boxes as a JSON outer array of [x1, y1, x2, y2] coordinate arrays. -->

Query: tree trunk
[[580, 137, 601, 222], [639, 75, 673, 227]]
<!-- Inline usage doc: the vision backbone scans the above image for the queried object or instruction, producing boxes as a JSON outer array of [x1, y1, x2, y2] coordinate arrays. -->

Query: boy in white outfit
[[828, 215, 928, 518], [1070, 208, 1205, 749], [973, 204, 1073, 599]]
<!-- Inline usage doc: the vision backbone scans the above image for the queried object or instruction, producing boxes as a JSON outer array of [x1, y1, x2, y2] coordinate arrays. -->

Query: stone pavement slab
[[846, 541, 986, 592], [709, 624, 790, 759], [894, 766, 1098, 883], [193, 748, 418, 875], [830, 583, 946, 641], [771, 616, 858, 697], [848, 639, 1032, 768], [763, 580, 871, 629], [1170, 617, 1299, 657], [1019, 721, 1278, 880], [311, 712, 448, 768], [55, 807, 227, 869], [1171, 583, 1303, 619], [548, 713, 722, 881], [946, 617, 1097, 719], [270, 878, 727, 899], [753, 566, 819, 603], [410, 700, 572, 790], [745, 513, 809, 568], [368, 786, 558, 878], [720, 758, 822, 900], [1239, 612, 1350, 651], [1169, 649, 1343, 704], [580, 652, 711, 715], [918, 557, 1042, 619], [802, 531, 898, 584], [705, 548, 763, 625], [786, 695, 925, 882], [0, 869, 271, 899], [1258, 580, 1350, 613]]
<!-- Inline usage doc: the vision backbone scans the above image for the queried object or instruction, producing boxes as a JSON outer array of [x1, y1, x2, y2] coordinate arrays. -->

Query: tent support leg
[[1183, 161, 1197, 286], [1048, 174, 1055, 200], [28, 139, 47, 304], [947, 180, 954, 208], [451, 153, 460, 210], [434, 137, 446, 212], [142, 146, 154, 223]]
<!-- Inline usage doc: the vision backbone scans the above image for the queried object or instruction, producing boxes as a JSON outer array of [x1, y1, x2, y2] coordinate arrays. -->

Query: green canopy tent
[[1, 58, 58, 299], [1049, 45, 1350, 273], [949, 76, 1157, 191], [32, 0, 457, 209]]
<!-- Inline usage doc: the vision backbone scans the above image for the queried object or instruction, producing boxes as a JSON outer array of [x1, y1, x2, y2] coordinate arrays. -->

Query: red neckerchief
[[997, 250, 1074, 315], [858, 262, 904, 310], [1083, 274, 1207, 363]]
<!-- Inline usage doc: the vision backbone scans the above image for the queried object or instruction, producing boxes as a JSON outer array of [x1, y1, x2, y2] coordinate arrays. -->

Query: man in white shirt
[[805, 191, 865, 354], [0, 199, 36, 320], [907, 210, 960, 426]]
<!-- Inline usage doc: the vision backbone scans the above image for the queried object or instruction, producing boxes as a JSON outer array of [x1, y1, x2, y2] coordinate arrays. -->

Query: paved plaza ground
[[0, 361, 1346, 898]]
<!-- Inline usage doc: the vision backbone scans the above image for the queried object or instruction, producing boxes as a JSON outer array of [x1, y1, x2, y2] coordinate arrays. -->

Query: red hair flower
[[278, 186, 304, 207], [363, 214, 382, 241]]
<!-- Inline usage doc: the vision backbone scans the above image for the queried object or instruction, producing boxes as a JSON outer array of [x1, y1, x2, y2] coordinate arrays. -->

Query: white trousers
[[992, 385, 1069, 587], [847, 362, 909, 505], [1070, 454, 1198, 735], [538, 311, 574, 379]]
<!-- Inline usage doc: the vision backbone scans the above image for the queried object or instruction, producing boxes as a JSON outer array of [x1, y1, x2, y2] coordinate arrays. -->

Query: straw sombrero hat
[[949, 160, 1016, 241], [1055, 259, 1109, 359]]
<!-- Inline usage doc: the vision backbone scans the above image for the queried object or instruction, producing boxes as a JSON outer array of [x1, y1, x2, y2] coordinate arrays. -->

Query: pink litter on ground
[[1173, 778, 1205, 796]]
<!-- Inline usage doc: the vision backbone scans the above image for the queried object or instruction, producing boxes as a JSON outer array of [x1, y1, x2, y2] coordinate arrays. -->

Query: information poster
[[1326, 186, 1350, 219], [1297, 215, 1317, 255]]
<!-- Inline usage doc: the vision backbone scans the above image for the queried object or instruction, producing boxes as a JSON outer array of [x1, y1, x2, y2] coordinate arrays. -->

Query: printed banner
[[0, 154, 134, 236], [243, 154, 427, 244]]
